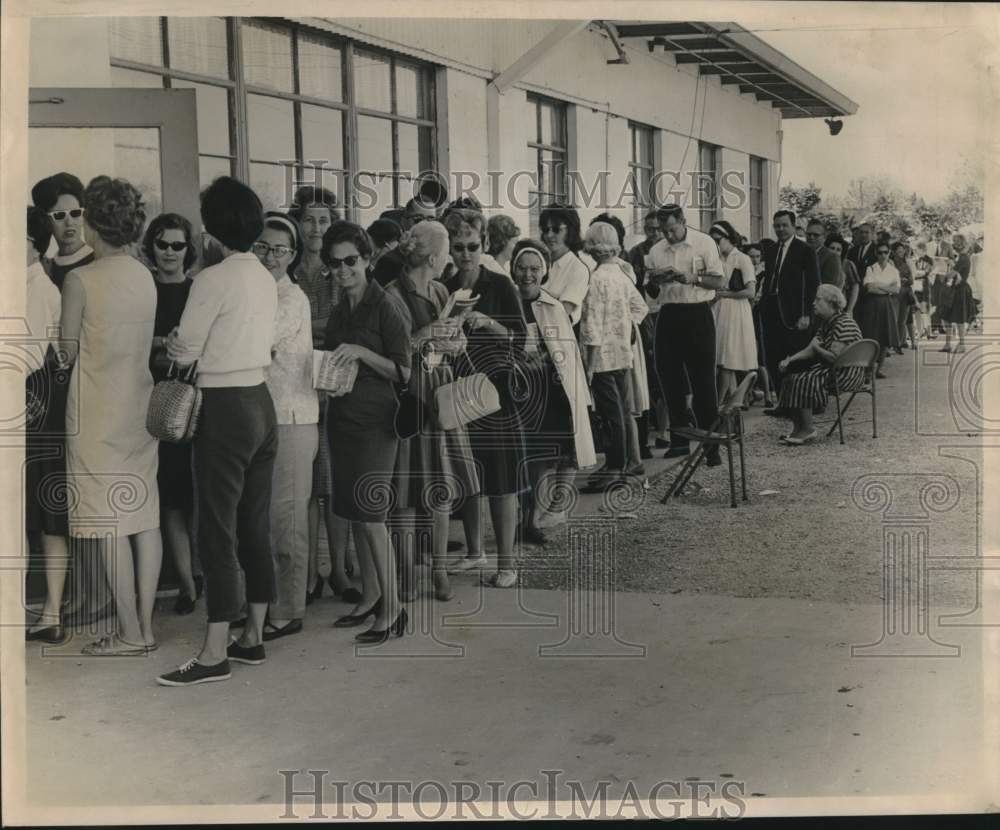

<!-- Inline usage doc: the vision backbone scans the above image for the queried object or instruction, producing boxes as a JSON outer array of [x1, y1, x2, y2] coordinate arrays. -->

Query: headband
[[511, 245, 548, 276], [709, 223, 729, 238], [266, 214, 300, 248]]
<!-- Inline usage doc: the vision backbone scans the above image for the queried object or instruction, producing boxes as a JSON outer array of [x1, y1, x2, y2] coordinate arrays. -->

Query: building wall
[[29, 16, 785, 239]]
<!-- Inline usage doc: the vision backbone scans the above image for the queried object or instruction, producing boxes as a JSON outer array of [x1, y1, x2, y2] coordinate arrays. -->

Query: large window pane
[[248, 94, 295, 162], [167, 17, 229, 79], [298, 33, 343, 101], [301, 104, 344, 170], [109, 17, 163, 66], [357, 115, 394, 217], [171, 81, 231, 157], [397, 122, 432, 179], [539, 151, 565, 200], [110, 66, 164, 88], [199, 156, 232, 189], [540, 102, 565, 147], [354, 50, 391, 112], [250, 163, 295, 211], [395, 62, 429, 119], [242, 21, 293, 92], [113, 128, 162, 227]]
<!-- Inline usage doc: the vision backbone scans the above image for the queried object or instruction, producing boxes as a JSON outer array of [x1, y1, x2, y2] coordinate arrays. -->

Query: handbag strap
[[394, 361, 408, 394], [167, 361, 198, 383]]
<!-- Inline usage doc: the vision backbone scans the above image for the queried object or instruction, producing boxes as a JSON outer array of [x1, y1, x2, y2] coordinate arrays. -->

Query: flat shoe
[[262, 619, 303, 641], [782, 432, 817, 446], [447, 554, 488, 573], [81, 636, 148, 657], [482, 570, 518, 589], [26, 625, 66, 644]]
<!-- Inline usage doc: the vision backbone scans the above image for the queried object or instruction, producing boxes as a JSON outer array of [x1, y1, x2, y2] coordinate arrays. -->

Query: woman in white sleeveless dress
[[61, 176, 162, 655], [708, 221, 758, 405]]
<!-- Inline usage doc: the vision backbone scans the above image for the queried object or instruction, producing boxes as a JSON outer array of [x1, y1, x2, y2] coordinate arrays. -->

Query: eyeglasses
[[326, 254, 362, 269], [154, 239, 188, 252], [452, 242, 481, 253], [540, 224, 565, 235], [877, 248, 890, 254], [48, 208, 84, 221], [252, 241, 294, 259]]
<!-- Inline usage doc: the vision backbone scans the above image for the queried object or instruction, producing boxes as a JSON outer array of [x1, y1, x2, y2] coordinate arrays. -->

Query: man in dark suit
[[847, 222, 877, 277], [806, 219, 843, 287], [760, 209, 821, 409]]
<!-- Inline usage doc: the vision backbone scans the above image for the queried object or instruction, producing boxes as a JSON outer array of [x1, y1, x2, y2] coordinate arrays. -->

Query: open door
[[28, 87, 201, 231]]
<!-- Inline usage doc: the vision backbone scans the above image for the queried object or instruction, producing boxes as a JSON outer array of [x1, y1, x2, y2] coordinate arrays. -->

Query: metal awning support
[[488, 20, 591, 94]]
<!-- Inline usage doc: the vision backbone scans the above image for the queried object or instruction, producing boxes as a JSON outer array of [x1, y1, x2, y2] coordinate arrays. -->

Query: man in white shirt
[[646, 204, 726, 465]]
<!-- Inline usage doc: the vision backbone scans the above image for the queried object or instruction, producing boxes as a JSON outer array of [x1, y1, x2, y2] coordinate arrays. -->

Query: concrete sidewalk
[[25, 582, 983, 810]]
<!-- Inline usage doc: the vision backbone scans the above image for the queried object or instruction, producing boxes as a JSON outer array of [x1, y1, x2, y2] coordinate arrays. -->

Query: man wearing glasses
[[806, 219, 843, 288], [645, 203, 725, 465]]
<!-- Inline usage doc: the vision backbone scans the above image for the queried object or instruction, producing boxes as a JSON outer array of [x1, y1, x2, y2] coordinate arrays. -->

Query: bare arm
[[59, 271, 85, 367]]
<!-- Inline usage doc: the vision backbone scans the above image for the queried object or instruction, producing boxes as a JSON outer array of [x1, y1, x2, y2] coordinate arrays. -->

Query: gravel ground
[[520, 344, 984, 608]]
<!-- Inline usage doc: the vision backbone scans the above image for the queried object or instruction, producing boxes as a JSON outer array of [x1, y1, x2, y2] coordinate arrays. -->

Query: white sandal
[[483, 570, 518, 589]]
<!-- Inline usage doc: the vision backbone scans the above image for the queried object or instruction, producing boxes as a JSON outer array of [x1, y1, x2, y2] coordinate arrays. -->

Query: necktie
[[772, 241, 786, 294]]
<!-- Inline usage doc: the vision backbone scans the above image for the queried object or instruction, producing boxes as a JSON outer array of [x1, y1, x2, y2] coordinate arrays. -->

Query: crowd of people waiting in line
[[22, 169, 982, 686]]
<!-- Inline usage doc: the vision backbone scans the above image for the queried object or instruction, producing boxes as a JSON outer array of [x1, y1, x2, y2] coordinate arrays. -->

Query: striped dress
[[778, 312, 867, 411]]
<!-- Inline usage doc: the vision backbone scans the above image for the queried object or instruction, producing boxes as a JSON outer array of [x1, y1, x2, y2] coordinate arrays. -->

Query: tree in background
[[779, 181, 822, 217]]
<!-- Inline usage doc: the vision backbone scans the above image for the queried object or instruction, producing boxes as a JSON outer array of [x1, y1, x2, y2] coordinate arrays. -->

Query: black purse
[[729, 267, 745, 292], [393, 362, 421, 440]]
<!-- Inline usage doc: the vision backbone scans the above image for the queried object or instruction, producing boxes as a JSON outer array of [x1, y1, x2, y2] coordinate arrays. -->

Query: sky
[[754, 9, 995, 205]]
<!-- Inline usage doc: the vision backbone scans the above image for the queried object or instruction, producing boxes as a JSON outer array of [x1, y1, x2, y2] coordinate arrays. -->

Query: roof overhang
[[608, 20, 858, 119]]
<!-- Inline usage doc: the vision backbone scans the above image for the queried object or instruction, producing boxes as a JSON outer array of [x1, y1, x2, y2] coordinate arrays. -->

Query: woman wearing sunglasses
[[857, 242, 901, 378], [442, 207, 527, 588], [143, 213, 203, 616], [539, 205, 591, 326], [31, 172, 94, 291], [322, 222, 411, 642]]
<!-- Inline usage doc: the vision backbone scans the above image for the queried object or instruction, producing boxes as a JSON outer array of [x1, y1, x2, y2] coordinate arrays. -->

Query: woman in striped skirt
[[776, 284, 866, 445]]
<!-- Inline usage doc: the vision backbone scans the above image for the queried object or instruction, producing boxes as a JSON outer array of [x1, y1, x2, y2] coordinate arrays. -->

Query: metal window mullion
[[160, 17, 170, 75], [344, 39, 360, 222], [111, 59, 236, 89], [389, 55, 399, 206], [231, 17, 251, 184], [291, 28, 303, 177], [245, 84, 349, 112]]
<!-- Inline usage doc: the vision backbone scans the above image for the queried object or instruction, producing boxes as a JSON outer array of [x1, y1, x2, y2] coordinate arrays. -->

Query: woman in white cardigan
[[510, 239, 596, 543]]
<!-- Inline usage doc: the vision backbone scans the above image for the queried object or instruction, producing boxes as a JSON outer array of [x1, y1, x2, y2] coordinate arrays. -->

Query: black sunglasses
[[154, 239, 188, 252], [452, 242, 481, 253], [540, 224, 566, 234], [48, 208, 84, 221], [326, 254, 361, 268]]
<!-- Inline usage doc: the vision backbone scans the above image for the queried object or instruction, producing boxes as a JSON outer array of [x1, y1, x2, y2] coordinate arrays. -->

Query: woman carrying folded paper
[[385, 221, 480, 603], [322, 221, 412, 643], [441, 205, 527, 589]]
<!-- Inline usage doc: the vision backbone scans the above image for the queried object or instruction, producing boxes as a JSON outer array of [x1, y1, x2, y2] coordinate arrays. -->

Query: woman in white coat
[[510, 240, 596, 543]]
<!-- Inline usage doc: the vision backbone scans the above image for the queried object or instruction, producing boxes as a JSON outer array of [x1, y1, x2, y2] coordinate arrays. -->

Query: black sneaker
[[157, 658, 231, 687], [227, 641, 266, 665]]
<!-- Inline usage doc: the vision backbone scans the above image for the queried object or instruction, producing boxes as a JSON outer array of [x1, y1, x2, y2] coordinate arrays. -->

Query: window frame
[[628, 120, 656, 237], [109, 16, 437, 219], [526, 92, 570, 237], [749, 155, 765, 242], [696, 140, 720, 233]]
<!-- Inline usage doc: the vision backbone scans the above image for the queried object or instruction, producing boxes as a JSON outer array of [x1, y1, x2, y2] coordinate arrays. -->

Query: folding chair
[[661, 371, 756, 509], [825, 339, 880, 445]]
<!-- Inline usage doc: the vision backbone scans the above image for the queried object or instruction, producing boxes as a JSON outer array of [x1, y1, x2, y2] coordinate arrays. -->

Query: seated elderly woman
[[777, 284, 866, 445]]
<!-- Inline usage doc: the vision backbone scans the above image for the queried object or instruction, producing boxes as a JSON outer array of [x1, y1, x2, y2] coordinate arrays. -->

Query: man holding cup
[[645, 204, 725, 465]]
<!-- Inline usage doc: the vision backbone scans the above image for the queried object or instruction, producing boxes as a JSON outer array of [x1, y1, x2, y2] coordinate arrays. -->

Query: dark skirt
[[778, 362, 868, 412], [25, 359, 69, 536], [465, 368, 528, 498], [857, 294, 899, 350], [944, 281, 975, 325], [157, 441, 193, 510], [327, 420, 399, 523], [516, 362, 575, 464]]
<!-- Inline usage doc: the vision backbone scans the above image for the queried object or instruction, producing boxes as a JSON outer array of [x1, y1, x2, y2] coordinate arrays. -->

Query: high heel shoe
[[327, 574, 362, 604], [333, 597, 382, 628], [355, 608, 407, 644]]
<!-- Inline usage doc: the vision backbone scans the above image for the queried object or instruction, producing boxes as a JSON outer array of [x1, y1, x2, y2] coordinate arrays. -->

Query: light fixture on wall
[[825, 118, 844, 136]]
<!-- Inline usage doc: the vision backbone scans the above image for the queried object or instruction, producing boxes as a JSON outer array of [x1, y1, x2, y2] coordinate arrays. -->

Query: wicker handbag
[[146, 362, 202, 443]]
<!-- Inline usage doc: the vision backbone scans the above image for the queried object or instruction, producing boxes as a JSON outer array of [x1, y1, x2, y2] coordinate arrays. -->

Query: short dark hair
[[27, 206, 53, 256], [486, 214, 521, 256], [824, 233, 848, 260], [321, 220, 374, 265], [643, 210, 660, 224], [806, 218, 826, 230], [917, 254, 934, 268], [773, 209, 796, 225], [443, 196, 484, 217], [288, 185, 341, 224], [83, 176, 146, 247], [709, 219, 741, 245], [201, 176, 264, 252], [142, 212, 198, 273], [263, 210, 304, 276], [891, 240, 907, 254], [367, 218, 403, 248], [540, 204, 583, 253], [590, 213, 626, 248], [31, 172, 84, 212], [442, 208, 487, 242], [656, 203, 685, 224]]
